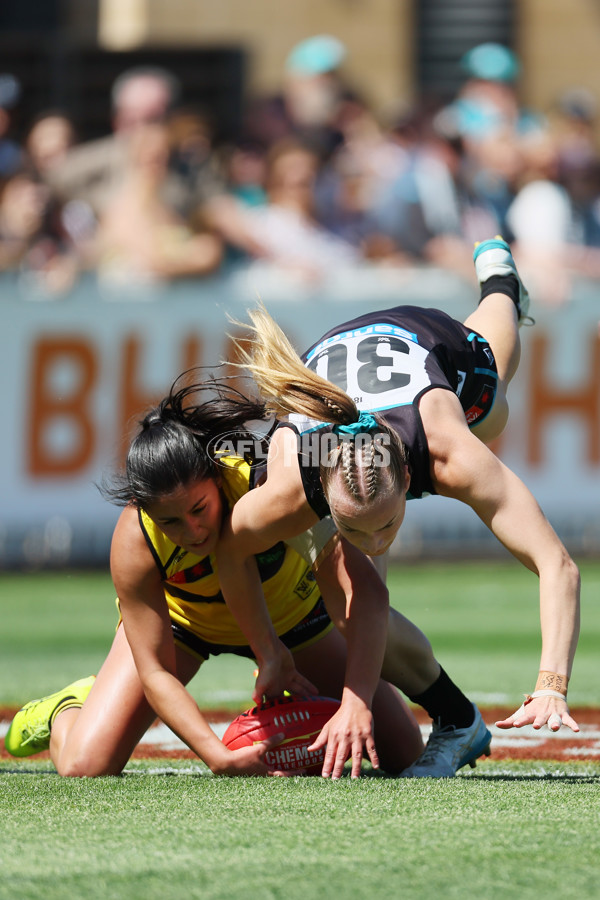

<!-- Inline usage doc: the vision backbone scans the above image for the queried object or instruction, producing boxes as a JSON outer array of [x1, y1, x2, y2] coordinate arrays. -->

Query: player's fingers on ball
[[292, 674, 317, 695], [307, 731, 327, 752], [260, 732, 285, 753], [264, 692, 286, 703]]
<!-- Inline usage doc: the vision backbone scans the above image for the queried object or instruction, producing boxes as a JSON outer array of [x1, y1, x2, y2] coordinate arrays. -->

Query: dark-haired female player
[[5, 379, 425, 778]]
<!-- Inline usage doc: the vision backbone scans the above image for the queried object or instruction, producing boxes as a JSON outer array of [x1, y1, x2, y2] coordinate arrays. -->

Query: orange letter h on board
[[528, 333, 600, 465]]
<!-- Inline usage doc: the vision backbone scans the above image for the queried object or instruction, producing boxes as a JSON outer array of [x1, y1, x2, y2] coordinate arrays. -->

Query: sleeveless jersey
[[284, 305, 498, 514], [138, 456, 321, 645]]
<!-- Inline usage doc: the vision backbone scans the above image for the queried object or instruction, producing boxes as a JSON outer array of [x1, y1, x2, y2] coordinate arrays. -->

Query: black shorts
[[460, 326, 498, 427], [171, 595, 333, 662]]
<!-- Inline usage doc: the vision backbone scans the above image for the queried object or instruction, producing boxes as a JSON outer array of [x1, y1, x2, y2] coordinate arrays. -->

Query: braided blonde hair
[[229, 303, 409, 506]]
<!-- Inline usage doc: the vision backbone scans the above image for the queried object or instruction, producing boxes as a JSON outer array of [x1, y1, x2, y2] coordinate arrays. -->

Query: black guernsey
[[281, 305, 498, 517]]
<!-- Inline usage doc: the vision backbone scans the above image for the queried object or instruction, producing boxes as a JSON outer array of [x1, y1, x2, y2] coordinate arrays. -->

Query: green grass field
[[2, 762, 600, 900], [2, 559, 599, 709], [1, 561, 599, 900]]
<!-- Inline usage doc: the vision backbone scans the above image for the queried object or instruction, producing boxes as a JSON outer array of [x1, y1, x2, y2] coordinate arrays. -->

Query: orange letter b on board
[[28, 338, 97, 476]]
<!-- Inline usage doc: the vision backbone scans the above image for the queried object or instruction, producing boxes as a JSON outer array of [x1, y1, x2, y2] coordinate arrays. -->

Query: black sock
[[408, 667, 475, 730], [479, 273, 521, 317]]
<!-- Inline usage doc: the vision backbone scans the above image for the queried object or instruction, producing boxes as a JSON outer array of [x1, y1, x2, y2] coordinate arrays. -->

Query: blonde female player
[[215, 237, 581, 777], [5, 379, 424, 777]]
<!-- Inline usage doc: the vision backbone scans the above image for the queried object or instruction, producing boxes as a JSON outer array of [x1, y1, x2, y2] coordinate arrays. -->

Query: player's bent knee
[[56, 750, 125, 778]]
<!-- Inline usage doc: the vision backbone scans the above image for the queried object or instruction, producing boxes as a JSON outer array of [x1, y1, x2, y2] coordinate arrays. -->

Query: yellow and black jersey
[[138, 456, 321, 647]]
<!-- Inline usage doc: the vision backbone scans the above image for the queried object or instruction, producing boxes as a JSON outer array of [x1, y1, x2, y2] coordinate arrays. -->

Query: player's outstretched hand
[[212, 734, 299, 777], [308, 695, 378, 779], [495, 695, 580, 732], [252, 641, 317, 704]]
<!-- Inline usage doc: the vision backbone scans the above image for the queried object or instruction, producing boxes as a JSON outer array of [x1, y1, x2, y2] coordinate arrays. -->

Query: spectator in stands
[[550, 88, 600, 247], [24, 110, 77, 181], [43, 65, 263, 278], [219, 139, 268, 209], [0, 73, 23, 180], [318, 100, 499, 278], [416, 117, 513, 280], [314, 98, 415, 261], [243, 34, 355, 162], [0, 168, 81, 295], [551, 87, 599, 184], [353, 43, 530, 282], [92, 121, 222, 288], [232, 138, 361, 283], [47, 66, 186, 220], [203, 35, 369, 266], [432, 43, 536, 241], [359, 106, 470, 265], [47, 67, 211, 223], [0, 172, 48, 270], [22, 110, 97, 277], [506, 122, 600, 304], [161, 104, 269, 263], [166, 104, 226, 224]]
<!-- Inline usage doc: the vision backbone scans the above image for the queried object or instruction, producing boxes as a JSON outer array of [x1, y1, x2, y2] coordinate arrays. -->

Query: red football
[[222, 694, 341, 775]]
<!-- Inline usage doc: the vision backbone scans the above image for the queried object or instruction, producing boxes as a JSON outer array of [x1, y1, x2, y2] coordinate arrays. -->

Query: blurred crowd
[[2, 36, 600, 305]]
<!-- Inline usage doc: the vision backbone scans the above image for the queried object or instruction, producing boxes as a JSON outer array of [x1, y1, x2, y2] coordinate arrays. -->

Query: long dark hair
[[100, 372, 269, 508]]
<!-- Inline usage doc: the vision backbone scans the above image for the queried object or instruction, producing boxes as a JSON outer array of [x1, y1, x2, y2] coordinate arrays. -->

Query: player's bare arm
[[216, 427, 320, 701], [309, 537, 389, 777], [224, 428, 319, 550], [111, 507, 290, 775], [420, 388, 581, 732]]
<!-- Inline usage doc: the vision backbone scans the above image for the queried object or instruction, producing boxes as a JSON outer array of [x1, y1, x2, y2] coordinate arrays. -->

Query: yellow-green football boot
[[4, 676, 95, 757]]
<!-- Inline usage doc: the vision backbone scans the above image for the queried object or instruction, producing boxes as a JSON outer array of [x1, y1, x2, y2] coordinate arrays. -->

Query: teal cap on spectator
[[461, 43, 519, 82], [286, 35, 347, 74]]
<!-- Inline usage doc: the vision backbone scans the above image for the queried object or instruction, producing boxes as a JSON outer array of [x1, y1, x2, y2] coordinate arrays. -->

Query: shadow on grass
[[355, 768, 600, 784]]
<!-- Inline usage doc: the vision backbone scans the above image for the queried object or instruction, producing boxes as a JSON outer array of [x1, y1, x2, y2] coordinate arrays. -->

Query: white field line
[[138, 720, 600, 755], [3, 719, 600, 756]]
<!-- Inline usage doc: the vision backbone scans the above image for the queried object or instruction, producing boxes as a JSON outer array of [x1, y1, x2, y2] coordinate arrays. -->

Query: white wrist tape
[[530, 689, 568, 702]]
